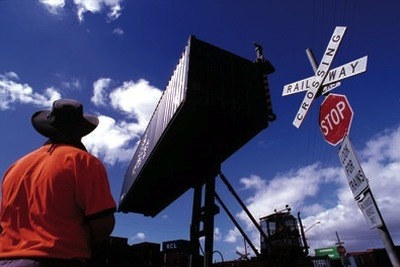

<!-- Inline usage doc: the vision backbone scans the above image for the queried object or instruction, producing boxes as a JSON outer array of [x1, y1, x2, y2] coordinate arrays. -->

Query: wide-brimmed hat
[[31, 99, 99, 139]]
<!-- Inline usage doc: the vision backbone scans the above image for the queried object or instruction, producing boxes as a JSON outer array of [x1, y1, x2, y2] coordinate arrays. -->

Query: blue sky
[[1, 0, 400, 261]]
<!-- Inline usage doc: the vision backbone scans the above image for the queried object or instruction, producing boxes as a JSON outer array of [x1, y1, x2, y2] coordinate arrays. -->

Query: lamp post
[[305, 220, 321, 234]]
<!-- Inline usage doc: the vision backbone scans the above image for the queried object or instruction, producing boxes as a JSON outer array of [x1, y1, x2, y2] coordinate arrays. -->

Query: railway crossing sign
[[319, 94, 353, 146], [283, 26, 368, 128], [291, 26, 346, 128], [282, 56, 368, 96]]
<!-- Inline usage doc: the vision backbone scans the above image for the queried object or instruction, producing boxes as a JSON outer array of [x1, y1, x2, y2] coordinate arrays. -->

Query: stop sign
[[319, 93, 353, 146]]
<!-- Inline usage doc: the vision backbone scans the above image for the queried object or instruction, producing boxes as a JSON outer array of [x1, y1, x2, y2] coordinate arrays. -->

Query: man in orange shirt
[[0, 99, 116, 267]]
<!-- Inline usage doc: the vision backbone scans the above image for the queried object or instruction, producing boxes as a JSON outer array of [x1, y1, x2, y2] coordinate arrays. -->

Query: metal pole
[[215, 192, 261, 257], [377, 225, 400, 267], [335, 231, 344, 246], [369, 190, 400, 267], [219, 172, 269, 242], [203, 176, 216, 267], [306, 48, 341, 97], [306, 48, 318, 72], [298, 212, 309, 256], [189, 184, 202, 267]]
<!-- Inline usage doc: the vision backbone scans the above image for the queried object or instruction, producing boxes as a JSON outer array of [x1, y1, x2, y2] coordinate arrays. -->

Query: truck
[[213, 205, 313, 267]]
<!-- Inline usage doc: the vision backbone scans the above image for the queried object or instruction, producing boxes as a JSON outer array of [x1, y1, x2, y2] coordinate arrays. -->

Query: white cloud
[[214, 227, 222, 242], [225, 228, 240, 243], [226, 124, 400, 256], [83, 115, 139, 166], [38, 0, 65, 15], [109, 79, 162, 133], [0, 72, 61, 110], [73, 0, 123, 22], [136, 232, 145, 239], [38, 0, 124, 22], [236, 164, 341, 222], [130, 232, 146, 242], [361, 127, 400, 163], [113, 27, 124, 35], [84, 78, 163, 166], [91, 78, 112, 106], [3, 72, 19, 80], [107, 2, 122, 20], [61, 77, 82, 90]]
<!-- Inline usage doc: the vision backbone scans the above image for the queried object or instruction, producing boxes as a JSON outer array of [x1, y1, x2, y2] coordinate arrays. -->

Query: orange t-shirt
[[0, 144, 116, 259]]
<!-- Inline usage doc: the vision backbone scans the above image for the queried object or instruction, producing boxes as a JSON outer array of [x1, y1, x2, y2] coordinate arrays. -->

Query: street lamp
[[304, 220, 321, 233]]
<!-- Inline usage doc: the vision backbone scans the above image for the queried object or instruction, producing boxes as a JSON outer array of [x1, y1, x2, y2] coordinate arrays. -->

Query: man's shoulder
[[56, 145, 97, 158]]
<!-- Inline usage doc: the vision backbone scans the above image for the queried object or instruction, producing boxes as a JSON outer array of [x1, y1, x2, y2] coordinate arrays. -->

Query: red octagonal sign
[[319, 93, 353, 146]]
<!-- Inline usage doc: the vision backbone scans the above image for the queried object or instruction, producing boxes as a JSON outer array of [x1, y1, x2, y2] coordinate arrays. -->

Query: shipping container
[[119, 36, 273, 216]]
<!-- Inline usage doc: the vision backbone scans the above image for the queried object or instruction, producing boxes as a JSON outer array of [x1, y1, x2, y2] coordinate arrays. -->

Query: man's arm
[[88, 213, 115, 243]]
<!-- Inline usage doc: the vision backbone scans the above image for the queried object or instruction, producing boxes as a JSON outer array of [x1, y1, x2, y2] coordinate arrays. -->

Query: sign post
[[338, 135, 400, 266], [282, 25, 399, 266]]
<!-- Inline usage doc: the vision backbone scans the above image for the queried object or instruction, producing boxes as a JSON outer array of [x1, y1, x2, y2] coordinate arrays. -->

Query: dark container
[[119, 36, 273, 216]]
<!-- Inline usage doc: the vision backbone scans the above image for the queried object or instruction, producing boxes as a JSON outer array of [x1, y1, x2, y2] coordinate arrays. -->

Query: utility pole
[[335, 231, 344, 247], [335, 231, 350, 267]]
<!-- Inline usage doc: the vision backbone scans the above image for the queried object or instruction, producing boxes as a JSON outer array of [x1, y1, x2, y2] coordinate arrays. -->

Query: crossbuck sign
[[283, 26, 368, 128]]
